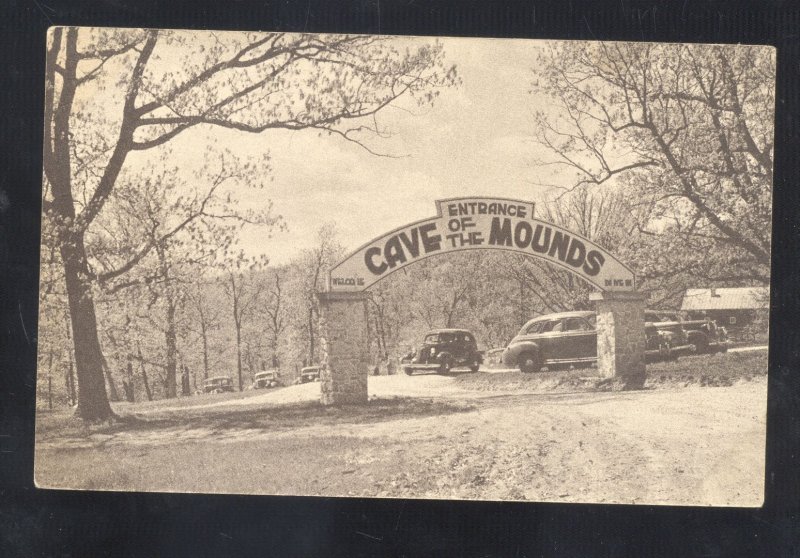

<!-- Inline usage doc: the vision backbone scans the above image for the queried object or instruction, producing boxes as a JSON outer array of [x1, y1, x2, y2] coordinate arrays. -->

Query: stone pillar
[[316, 291, 370, 405], [590, 291, 647, 388]]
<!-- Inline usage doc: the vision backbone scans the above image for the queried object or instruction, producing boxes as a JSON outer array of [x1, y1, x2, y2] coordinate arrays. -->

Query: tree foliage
[[42, 27, 457, 420], [532, 42, 774, 286]]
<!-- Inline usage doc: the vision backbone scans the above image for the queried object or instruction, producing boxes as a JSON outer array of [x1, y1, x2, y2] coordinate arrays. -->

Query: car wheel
[[694, 334, 709, 354], [518, 352, 541, 374], [662, 340, 675, 361], [403, 367, 413, 375], [439, 355, 452, 375]]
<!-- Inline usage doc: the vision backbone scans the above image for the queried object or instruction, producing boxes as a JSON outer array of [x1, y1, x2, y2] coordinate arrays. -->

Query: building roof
[[681, 287, 769, 311]]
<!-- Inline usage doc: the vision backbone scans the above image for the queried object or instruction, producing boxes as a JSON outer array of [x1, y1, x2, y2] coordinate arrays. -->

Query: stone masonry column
[[316, 291, 370, 405], [590, 291, 648, 388]]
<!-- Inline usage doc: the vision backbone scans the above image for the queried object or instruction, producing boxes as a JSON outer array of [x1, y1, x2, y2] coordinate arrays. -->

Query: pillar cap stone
[[589, 290, 648, 302]]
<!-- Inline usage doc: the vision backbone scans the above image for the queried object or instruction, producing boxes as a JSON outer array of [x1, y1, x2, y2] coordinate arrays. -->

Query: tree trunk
[[377, 308, 387, 357], [308, 307, 315, 365], [164, 297, 178, 398], [140, 364, 153, 401], [61, 239, 114, 421], [101, 355, 120, 402], [136, 344, 153, 401], [65, 360, 76, 406], [125, 361, 136, 402], [181, 365, 191, 396], [63, 311, 76, 405], [271, 337, 280, 370], [200, 320, 210, 380], [235, 323, 243, 391]]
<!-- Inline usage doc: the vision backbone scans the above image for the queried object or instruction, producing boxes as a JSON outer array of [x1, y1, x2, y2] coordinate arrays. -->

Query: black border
[[2, 1, 798, 556]]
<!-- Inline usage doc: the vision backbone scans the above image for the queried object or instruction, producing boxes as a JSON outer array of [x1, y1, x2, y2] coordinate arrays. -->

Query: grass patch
[[455, 351, 767, 393], [644, 350, 767, 388]]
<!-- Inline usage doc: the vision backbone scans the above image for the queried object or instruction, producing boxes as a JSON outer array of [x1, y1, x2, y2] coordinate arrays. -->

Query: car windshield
[[423, 333, 456, 344]]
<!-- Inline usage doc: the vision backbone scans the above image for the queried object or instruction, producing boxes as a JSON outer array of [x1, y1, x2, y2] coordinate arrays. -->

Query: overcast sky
[[133, 35, 564, 265]]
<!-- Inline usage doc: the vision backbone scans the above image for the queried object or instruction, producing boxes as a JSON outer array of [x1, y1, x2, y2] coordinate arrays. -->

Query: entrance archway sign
[[329, 198, 635, 293], [317, 197, 644, 405]]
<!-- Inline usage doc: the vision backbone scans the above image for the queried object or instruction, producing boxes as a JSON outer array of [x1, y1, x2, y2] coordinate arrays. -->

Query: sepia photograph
[[35, 27, 773, 506]]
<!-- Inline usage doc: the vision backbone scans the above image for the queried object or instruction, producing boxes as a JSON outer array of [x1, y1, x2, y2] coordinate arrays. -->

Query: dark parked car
[[403, 329, 483, 375], [643, 311, 695, 359], [295, 366, 321, 384], [202, 376, 235, 393], [253, 370, 281, 389], [646, 310, 728, 354], [502, 311, 672, 373]]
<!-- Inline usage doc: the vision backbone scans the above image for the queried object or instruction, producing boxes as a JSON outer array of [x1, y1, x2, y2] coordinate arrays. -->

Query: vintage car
[[403, 329, 483, 375], [252, 369, 281, 389], [202, 376, 235, 394], [502, 310, 672, 373], [295, 366, 321, 384], [646, 310, 728, 354], [643, 311, 695, 359]]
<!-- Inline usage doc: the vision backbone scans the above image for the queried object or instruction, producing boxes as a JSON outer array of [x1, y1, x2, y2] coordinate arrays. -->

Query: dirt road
[[36, 367, 766, 506]]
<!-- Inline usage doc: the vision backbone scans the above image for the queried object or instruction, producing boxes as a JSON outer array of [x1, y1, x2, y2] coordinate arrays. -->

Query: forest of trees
[[39, 28, 458, 420], [38, 32, 774, 420]]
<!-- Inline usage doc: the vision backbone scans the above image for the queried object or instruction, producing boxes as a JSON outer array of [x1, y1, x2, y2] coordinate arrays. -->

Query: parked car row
[[644, 311, 728, 355], [401, 308, 729, 376], [200, 366, 321, 395], [202, 309, 729, 387]]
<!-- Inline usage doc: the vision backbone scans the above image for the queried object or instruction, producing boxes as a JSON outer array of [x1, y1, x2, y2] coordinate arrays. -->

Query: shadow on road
[[37, 396, 477, 443]]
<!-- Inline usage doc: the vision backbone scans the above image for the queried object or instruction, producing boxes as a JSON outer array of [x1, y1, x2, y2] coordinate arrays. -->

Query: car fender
[[504, 340, 541, 365]]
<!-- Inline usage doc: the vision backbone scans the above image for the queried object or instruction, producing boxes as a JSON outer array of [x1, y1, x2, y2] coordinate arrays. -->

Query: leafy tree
[[508, 185, 647, 313], [532, 42, 774, 286], [94, 152, 277, 398], [184, 279, 223, 383], [262, 267, 290, 368], [296, 224, 346, 366], [222, 254, 269, 391], [43, 28, 457, 420]]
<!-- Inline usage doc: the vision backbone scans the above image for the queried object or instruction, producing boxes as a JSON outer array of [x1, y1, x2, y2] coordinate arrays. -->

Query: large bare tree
[[532, 42, 774, 286], [43, 28, 457, 420]]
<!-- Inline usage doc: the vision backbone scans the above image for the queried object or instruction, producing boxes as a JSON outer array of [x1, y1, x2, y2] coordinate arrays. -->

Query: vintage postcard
[[36, 27, 773, 505]]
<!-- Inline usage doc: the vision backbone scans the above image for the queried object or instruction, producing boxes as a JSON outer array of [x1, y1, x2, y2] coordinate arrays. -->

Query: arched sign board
[[329, 197, 635, 292]]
